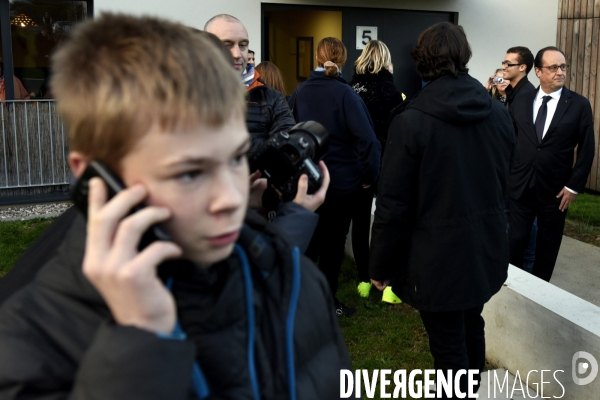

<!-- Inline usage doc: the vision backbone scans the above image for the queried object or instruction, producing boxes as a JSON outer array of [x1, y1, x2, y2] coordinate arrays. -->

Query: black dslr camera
[[249, 121, 329, 201]]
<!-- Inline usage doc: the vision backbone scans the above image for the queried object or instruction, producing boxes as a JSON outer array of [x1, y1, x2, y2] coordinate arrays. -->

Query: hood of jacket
[[406, 73, 493, 125]]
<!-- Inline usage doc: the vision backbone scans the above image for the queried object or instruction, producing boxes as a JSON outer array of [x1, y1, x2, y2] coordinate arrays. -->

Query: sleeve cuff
[[565, 187, 578, 194]]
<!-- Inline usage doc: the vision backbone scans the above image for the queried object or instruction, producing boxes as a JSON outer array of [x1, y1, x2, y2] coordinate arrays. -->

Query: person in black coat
[[369, 22, 514, 396], [288, 37, 381, 316], [0, 15, 351, 399], [508, 46, 596, 282], [349, 39, 404, 302], [502, 46, 536, 113]]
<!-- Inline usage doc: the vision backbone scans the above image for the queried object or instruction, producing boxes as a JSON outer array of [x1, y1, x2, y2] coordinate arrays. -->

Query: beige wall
[[96, 0, 559, 87]]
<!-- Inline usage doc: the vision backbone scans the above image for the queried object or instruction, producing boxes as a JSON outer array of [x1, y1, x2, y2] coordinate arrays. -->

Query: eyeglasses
[[501, 61, 521, 68], [539, 64, 569, 73]]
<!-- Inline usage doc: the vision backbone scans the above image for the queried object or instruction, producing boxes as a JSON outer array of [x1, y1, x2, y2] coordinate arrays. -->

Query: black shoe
[[335, 301, 356, 317]]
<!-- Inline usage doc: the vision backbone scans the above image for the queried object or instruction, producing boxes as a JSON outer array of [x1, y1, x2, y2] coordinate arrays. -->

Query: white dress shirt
[[533, 87, 562, 139], [532, 87, 576, 194]]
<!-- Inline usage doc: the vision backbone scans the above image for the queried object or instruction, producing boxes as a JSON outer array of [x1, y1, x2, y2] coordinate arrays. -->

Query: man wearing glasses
[[508, 46, 595, 282], [502, 46, 535, 112]]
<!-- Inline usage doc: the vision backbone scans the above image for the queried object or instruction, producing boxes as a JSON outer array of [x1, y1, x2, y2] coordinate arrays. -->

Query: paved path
[[551, 235, 600, 307]]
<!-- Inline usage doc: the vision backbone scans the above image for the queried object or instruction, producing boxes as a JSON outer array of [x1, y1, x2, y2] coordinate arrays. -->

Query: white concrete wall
[[484, 266, 600, 399], [95, 0, 558, 87]]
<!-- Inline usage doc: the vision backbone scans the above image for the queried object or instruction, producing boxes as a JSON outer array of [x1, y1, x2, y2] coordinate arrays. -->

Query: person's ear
[[68, 151, 89, 178], [534, 67, 541, 78], [519, 64, 526, 73]]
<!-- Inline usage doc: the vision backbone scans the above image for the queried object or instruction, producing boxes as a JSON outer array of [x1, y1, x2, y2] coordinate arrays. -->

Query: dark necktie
[[534, 96, 552, 143]]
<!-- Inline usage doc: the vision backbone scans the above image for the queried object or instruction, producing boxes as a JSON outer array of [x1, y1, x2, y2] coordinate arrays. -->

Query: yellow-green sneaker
[[357, 281, 372, 298], [382, 286, 402, 304]]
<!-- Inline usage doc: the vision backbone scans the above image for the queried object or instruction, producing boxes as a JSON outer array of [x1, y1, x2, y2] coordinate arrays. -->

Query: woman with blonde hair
[[486, 68, 510, 104], [288, 37, 381, 317], [350, 39, 404, 303], [255, 61, 286, 96]]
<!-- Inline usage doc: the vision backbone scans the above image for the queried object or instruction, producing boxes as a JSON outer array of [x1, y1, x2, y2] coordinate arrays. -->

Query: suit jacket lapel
[[525, 90, 536, 143], [543, 87, 572, 141]]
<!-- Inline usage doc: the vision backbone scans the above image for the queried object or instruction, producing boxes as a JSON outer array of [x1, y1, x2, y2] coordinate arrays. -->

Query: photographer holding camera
[[0, 14, 351, 399], [486, 69, 510, 104], [206, 14, 328, 254]]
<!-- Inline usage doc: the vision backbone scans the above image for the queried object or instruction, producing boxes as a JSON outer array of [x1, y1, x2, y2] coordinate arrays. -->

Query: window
[[0, 0, 92, 100]]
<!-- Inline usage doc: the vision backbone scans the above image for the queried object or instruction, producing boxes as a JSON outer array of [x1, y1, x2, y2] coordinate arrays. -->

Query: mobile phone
[[72, 160, 171, 249]]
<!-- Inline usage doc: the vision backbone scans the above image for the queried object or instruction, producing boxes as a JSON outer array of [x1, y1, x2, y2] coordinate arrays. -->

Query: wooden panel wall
[[557, 0, 600, 191]]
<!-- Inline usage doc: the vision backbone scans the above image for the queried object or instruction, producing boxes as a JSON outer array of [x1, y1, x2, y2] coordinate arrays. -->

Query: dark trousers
[[351, 185, 376, 283], [508, 186, 567, 282], [306, 189, 360, 299], [419, 305, 485, 399]]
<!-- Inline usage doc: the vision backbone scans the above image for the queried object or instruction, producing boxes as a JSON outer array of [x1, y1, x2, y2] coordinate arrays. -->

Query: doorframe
[[261, 2, 458, 62]]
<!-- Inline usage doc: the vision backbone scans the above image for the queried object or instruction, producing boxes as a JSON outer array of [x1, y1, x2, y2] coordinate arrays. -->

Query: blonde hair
[[355, 40, 392, 75], [316, 37, 347, 78], [51, 13, 245, 173], [490, 68, 504, 99]]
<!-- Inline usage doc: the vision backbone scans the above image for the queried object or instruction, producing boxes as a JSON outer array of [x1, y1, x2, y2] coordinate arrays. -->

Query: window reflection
[[8, 1, 89, 99]]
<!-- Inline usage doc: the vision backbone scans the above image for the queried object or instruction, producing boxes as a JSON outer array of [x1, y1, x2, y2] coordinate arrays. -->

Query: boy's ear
[[68, 151, 89, 178]]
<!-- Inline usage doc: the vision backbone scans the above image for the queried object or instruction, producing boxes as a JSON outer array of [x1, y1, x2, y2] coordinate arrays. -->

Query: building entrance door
[[263, 4, 456, 97]]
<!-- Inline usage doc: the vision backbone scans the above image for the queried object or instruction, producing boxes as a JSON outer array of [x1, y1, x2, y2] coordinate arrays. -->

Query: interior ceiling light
[[11, 14, 38, 27]]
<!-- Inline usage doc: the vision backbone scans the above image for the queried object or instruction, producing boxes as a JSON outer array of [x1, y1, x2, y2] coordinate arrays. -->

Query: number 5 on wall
[[356, 26, 378, 50]]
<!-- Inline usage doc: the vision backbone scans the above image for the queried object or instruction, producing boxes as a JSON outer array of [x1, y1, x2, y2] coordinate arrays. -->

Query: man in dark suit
[[509, 46, 596, 282], [502, 46, 535, 113]]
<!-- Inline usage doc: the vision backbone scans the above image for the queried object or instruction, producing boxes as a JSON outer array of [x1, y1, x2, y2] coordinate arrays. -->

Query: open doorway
[[263, 4, 456, 97], [263, 8, 342, 96]]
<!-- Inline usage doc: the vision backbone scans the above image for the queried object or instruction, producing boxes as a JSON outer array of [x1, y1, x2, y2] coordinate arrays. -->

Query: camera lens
[[492, 76, 504, 84]]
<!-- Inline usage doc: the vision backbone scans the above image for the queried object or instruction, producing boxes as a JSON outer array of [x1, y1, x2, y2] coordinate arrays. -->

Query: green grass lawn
[[336, 257, 433, 373], [568, 192, 600, 225], [563, 191, 600, 246], [0, 218, 53, 278]]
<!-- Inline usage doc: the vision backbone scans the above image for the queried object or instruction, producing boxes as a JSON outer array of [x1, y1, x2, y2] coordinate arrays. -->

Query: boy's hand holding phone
[[82, 177, 182, 334]]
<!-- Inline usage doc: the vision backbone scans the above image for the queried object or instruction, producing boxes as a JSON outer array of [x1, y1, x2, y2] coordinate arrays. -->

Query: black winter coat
[[350, 69, 403, 154], [0, 211, 350, 399], [246, 83, 296, 155], [369, 74, 515, 312], [505, 76, 535, 114]]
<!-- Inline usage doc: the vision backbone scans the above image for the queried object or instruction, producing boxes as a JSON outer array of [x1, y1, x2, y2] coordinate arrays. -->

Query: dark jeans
[[419, 305, 485, 399], [306, 189, 360, 298], [351, 185, 376, 283], [505, 202, 537, 273], [509, 187, 567, 282]]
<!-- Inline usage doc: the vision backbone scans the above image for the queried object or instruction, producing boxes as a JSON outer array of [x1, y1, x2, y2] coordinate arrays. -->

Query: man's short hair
[[410, 22, 471, 82], [506, 46, 534, 74], [51, 13, 245, 173], [534, 46, 566, 69], [204, 14, 241, 31], [248, 49, 255, 55]]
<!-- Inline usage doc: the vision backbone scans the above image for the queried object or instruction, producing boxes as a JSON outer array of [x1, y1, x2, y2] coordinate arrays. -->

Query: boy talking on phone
[[0, 14, 350, 399]]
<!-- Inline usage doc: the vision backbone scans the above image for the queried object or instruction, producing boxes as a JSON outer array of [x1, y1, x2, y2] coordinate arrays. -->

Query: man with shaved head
[[205, 14, 295, 154], [206, 14, 323, 254]]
